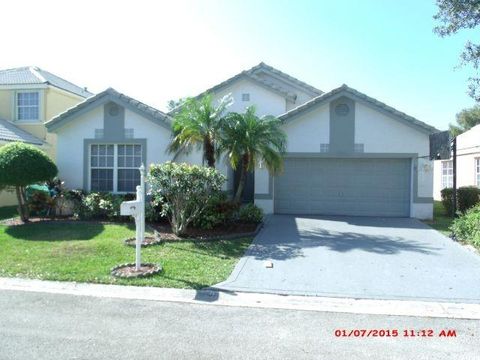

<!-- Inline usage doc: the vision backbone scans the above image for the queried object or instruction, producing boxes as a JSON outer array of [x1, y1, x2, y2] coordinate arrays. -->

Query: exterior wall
[[254, 97, 433, 219], [0, 86, 85, 160], [0, 189, 17, 206], [55, 107, 103, 189], [124, 109, 173, 167], [433, 124, 480, 200], [55, 104, 172, 191]]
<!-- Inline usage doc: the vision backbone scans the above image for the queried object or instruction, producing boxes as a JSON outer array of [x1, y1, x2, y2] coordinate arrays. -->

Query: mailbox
[[120, 200, 142, 216]]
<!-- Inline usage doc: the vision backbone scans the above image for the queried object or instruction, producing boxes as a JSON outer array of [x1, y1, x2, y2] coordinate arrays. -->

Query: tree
[[168, 93, 232, 168], [219, 107, 287, 203], [148, 162, 226, 236], [450, 104, 480, 135], [434, 0, 480, 100], [0, 142, 58, 221]]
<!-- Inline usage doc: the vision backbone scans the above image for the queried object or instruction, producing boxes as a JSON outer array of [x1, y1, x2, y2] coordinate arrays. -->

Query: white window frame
[[475, 158, 480, 187], [441, 160, 453, 189], [15, 90, 41, 122], [89, 143, 142, 193]]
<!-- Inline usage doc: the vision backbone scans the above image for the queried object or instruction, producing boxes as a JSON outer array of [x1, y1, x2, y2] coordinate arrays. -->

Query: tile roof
[[0, 118, 44, 145], [46, 87, 171, 132], [0, 66, 93, 98], [169, 62, 323, 114], [279, 84, 438, 134]]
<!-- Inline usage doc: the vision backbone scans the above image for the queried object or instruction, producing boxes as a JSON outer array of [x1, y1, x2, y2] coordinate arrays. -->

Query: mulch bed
[[149, 222, 260, 241], [111, 263, 162, 278]]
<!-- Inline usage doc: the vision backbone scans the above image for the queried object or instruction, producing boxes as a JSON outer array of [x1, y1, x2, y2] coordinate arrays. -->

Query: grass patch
[[0, 222, 252, 288], [422, 201, 453, 236], [0, 206, 18, 221]]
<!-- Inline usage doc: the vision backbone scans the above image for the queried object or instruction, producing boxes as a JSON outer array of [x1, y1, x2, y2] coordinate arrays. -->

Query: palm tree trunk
[[234, 154, 249, 203], [204, 138, 215, 168]]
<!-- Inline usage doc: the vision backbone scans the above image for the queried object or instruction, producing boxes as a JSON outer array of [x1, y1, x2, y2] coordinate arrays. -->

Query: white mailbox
[[119, 164, 146, 271], [120, 200, 142, 216]]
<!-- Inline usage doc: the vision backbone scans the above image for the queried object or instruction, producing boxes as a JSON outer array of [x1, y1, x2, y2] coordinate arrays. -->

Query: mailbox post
[[120, 164, 146, 271]]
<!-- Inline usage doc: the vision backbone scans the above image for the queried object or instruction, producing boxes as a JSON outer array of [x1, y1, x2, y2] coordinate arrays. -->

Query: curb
[[0, 277, 479, 320]]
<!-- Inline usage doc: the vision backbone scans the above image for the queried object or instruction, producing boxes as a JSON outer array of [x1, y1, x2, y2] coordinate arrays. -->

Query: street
[[0, 290, 478, 360]]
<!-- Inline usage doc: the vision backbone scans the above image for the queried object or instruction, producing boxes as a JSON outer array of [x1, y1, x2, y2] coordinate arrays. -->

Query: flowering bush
[[149, 162, 225, 236]]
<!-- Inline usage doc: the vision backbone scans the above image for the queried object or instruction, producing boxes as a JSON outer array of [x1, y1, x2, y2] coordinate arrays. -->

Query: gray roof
[[0, 66, 93, 98], [170, 62, 323, 114], [279, 84, 438, 134], [0, 118, 44, 145], [46, 87, 171, 132]]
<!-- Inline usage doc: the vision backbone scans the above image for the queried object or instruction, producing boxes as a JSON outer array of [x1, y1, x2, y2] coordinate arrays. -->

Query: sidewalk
[[0, 277, 479, 320]]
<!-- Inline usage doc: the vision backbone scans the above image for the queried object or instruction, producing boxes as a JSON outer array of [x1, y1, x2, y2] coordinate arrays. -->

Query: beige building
[[433, 124, 480, 200], [0, 66, 92, 206]]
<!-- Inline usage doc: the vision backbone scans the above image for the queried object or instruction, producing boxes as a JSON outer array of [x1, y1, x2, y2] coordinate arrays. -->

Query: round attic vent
[[335, 103, 350, 116], [109, 104, 119, 116]]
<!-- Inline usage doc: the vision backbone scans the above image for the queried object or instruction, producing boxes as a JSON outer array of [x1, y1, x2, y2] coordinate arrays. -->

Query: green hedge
[[441, 186, 480, 216], [451, 204, 480, 248]]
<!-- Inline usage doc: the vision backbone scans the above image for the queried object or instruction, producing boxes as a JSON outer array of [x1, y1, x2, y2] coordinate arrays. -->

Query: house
[[46, 62, 437, 219], [0, 66, 92, 205], [433, 124, 480, 200]]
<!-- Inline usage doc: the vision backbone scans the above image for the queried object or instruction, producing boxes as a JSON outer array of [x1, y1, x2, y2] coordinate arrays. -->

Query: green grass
[[0, 206, 18, 221], [422, 201, 454, 236], [0, 222, 252, 288]]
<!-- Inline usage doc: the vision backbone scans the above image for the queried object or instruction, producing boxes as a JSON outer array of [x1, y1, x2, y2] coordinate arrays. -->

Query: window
[[90, 144, 142, 193], [441, 160, 453, 189], [117, 144, 142, 192], [476, 158, 480, 187], [241, 93, 250, 102], [17, 92, 40, 121], [320, 143, 329, 153], [90, 145, 114, 192]]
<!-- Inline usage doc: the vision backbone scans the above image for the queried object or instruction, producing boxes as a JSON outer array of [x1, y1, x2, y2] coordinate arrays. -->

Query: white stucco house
[[433, 124, 480, 200], [45, 62, 437, 219]]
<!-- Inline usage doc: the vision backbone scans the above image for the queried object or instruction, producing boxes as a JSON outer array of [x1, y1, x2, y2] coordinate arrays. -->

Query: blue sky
[[0, 0, 476, 130]]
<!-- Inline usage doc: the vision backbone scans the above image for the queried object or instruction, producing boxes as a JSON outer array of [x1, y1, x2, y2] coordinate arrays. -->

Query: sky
[[0, 0, 477, 130]]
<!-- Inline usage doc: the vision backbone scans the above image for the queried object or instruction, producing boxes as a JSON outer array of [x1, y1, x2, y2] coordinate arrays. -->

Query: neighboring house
[[0, 66, 92, 206], [46, 62, 437, 219], [433, 124, 480, 200]]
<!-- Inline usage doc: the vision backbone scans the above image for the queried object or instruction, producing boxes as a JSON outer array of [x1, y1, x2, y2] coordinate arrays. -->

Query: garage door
[[274, 158, 411, 217]]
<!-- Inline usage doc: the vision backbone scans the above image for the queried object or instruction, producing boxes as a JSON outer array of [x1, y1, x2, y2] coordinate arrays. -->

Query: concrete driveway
[[215, 215, 480, 303]]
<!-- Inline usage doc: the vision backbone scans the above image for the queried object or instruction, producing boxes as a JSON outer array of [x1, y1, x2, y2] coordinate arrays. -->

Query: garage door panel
[[274, 158, 411, 217]]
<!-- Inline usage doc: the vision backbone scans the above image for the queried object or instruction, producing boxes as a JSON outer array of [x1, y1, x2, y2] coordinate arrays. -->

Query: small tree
[[168, 93, 232, 168], [148, 162, 225, 236], [219, 107, 287, 203], [449, 105, 480, 136], [0, 142, 58, 222]]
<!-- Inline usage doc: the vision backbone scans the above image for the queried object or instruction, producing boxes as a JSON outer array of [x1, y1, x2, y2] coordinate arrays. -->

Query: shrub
[[441, 187, 480, 216], [457, 186, 480, 213], [0, 142, 58, 221], [27, 190, 55, 217], [77, 192, 132, 221], [451, 204, 480, 248], [441, 188, 454, 216], [148, 162, 226, 236], [238, 203, 264, 224], [192, 192, 239, 229]]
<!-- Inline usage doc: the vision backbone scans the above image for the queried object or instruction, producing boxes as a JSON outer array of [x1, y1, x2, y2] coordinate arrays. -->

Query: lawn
[[0, 206, 18, 221], [0, 222, 252, 288], [422, 201, 453, 236]]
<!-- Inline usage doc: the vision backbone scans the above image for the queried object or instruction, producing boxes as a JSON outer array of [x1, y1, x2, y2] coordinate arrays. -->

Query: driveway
[[215, 215, 480, 303]]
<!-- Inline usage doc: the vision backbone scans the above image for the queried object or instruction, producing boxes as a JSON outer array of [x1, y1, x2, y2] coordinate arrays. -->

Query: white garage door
[[274, 158, 411, 217]]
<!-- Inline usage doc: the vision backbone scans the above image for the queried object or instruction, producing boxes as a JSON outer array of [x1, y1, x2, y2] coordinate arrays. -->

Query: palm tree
[[168, 93, 232, 167], [219, 106, 287, 203]]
